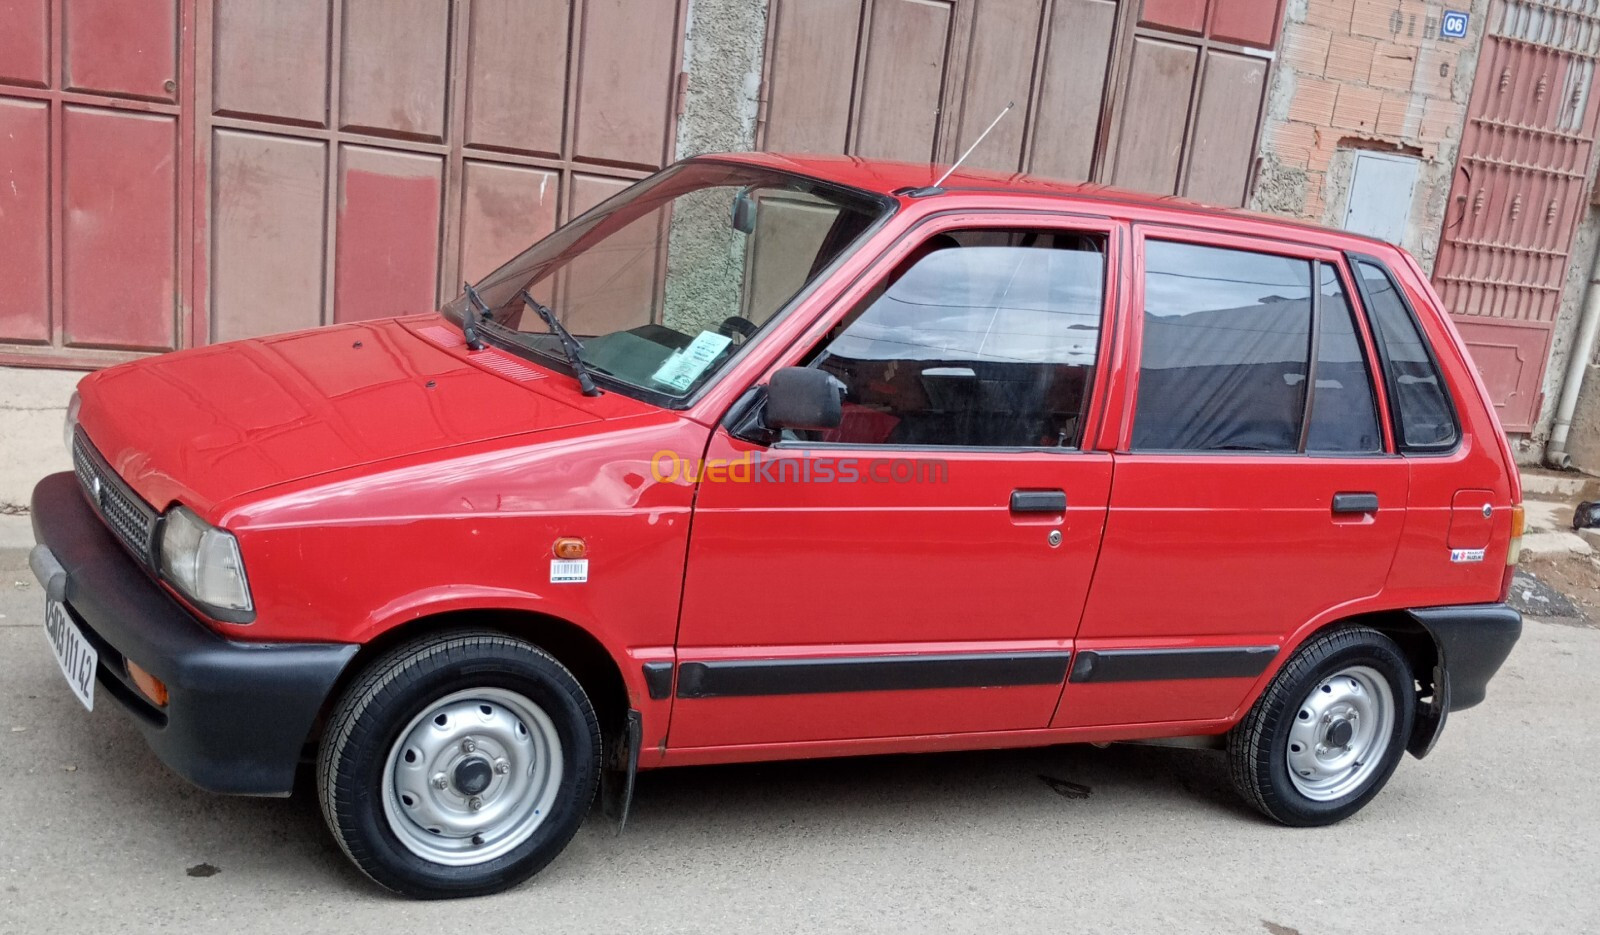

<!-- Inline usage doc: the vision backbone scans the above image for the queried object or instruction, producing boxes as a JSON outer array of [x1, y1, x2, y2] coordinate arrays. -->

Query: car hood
[[75, 318, 604, 514]]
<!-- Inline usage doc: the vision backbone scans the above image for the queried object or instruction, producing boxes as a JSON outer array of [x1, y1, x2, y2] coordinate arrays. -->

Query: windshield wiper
[[517, 289, 600, 397], [459, 281, 491, 351]]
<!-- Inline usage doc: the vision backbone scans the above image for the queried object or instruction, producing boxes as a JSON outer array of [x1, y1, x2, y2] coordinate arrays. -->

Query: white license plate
[[44, 600, 96, 711]]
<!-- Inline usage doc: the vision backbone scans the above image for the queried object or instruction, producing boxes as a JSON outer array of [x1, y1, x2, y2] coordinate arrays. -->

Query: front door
[[668, 219, 1121, 751], [1057, 228, 1409, 730]]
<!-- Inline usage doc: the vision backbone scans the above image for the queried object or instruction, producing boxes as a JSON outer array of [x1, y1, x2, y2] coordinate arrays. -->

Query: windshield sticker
[[651, 331, 733, 392], [551, 559, 589, 583]]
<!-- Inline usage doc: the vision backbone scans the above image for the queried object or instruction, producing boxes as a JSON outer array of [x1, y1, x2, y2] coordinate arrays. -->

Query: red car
[[31, 153, 1523, 899]]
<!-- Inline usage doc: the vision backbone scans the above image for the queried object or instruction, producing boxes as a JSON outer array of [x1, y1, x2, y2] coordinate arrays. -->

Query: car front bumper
[[29, 471, 357, 796]]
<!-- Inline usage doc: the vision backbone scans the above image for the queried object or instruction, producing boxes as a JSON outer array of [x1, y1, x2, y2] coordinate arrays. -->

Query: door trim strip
[[674, 652, 1074, 699], [1068, 646, 1279, 683]]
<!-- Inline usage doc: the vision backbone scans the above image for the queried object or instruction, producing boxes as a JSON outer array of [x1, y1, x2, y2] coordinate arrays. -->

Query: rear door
[[1057, 227, 1409, 730], [1350, 255, 1513, 609], [668, 215, 1122, 751]]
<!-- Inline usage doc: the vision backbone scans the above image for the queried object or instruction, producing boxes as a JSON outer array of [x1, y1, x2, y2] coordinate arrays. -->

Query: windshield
[[442, 162, 891, 402]]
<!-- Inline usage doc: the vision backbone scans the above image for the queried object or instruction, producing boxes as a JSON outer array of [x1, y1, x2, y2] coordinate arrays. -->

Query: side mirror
[[730, 187, 757, 234], [764, 367, 843, 431]]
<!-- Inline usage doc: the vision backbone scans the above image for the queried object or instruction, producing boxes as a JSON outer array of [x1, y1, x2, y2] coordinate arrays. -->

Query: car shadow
[[621, 741, 1252, 834], [50, 690, 1255, 897]]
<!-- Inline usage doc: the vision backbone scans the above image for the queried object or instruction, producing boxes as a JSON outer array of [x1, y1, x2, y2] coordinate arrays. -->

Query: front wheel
[[317, 631, 601, 898], [1228, 626, 1414, 826]]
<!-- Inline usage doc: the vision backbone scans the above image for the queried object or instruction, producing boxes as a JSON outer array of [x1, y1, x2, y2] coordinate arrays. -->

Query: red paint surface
[[63, 0, 180, 101], [72, 154, 1518, 767], [0, 98, 51, 343], [333, 150, 443, 323], [1206, 0, 1282, 49], [1140, 0, 1206, 35], [0, 0, 49, 87], [61, 105, 178, 351]]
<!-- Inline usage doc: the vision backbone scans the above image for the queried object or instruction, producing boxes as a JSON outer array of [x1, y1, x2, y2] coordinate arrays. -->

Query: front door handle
[[1011, 489, 1067, 513], [1331, 492, 1380, 514]]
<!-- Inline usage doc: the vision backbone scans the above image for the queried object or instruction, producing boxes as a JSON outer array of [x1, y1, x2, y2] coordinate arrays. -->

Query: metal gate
[[0, 0, 196, 367], [197, 0, 686, 345], [758, 0, 1282, 203], [0, 0, 687, 367], [1432, 0, 1600, 432]]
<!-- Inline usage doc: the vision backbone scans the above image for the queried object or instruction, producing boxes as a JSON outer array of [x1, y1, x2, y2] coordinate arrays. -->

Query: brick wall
[[1252, 0, 1482, 262]]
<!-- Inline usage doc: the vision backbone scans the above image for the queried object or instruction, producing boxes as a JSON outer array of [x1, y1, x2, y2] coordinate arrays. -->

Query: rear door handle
[[1331, 492, 1380, 514], [1011, 489, 1067, 513]]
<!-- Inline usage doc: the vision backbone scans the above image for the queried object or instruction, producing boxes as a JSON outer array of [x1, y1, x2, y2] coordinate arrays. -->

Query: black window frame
[[1344, 252, 1461, 455]]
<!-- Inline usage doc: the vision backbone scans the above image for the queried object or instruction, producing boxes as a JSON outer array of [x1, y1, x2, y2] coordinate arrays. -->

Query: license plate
[[43, 600, 96, 711]]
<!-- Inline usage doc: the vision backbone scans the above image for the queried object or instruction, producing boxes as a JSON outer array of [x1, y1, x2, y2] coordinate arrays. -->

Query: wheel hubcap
[[1285, 665, 1394, 802], [381, 687, 563, 866]]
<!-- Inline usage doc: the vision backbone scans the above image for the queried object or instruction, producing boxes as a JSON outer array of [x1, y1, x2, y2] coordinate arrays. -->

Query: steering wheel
[[718, 315, 759, 344]]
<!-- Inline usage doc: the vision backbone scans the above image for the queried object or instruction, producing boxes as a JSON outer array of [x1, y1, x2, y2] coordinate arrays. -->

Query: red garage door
[[0, 0, 687, 367], [0, 0, 195, 366], [758, 0, 1283, 204]]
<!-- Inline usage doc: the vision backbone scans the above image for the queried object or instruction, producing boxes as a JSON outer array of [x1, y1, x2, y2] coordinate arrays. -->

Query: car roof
[[701, 151, 1396, 255]]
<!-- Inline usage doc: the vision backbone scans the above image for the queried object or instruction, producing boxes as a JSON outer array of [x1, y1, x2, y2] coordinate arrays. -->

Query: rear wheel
[[317, 631, 600, 898], [1228, 626, 1414, 826]]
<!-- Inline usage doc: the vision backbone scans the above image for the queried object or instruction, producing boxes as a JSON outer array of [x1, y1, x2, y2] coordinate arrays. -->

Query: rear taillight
[[1500, 504, 1525, 601], [1508, 504, 1525, 566]]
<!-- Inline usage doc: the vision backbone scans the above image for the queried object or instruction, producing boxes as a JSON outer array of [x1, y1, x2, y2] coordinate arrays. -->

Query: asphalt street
[[1, 545, 1595, 935]]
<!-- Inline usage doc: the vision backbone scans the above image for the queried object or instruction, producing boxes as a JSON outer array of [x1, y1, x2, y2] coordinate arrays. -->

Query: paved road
[[1, 547, 1595, 935]]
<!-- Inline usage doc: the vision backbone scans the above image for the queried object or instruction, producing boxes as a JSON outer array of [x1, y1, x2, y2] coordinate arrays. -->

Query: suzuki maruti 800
[[30, 154, 1524, 898]]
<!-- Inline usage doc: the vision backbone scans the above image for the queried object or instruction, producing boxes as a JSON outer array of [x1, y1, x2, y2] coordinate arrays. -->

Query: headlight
[[159, 506, 254, 619], [63, 390, 81, 453]]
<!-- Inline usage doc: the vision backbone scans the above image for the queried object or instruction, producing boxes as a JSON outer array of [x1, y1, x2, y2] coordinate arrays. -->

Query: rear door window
[[1134, 240, 1312, 452], [1353, 259, 1459, 450]]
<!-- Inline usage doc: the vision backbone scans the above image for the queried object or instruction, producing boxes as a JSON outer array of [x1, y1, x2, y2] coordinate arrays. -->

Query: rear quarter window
[[1353, 258, 1459, 451]]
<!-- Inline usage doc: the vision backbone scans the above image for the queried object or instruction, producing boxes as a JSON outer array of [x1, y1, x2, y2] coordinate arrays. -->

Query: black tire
[[1228, 626, 1414, 826], [317, 630, 601, 899]]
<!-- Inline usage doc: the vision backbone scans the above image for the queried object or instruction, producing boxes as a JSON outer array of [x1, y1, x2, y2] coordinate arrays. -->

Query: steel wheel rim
[[381, 687, 564, 866], [1285, 665, 1394, 802]]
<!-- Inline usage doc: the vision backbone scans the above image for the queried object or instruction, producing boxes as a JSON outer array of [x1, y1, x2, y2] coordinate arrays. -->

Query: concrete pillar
[[674, 0, 770, 159]]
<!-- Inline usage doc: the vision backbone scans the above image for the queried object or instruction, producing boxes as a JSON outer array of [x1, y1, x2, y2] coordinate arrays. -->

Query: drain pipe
[[1546, 241, 1600, 469]]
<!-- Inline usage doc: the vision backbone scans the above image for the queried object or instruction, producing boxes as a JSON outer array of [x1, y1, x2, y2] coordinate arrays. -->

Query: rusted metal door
[[0, 0, 196, 368], [0, 0, 687, 366], [1432, 0, 1600, 432], [1108, 0, 1278, 205], [198, 0, 688, 343], [758, 0, 1280, 203]]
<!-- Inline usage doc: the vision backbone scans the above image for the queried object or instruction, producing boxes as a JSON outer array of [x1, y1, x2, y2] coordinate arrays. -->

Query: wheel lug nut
[[468, 795, 484, 811], [494, 758, 510, 775], [461, 738, 477, 754], [431, 773, 448, 790]]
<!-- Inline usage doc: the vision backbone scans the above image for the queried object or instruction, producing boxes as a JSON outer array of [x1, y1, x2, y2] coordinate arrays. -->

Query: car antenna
[[459, 281, 491, 351], [900, 101, 1015, 198]]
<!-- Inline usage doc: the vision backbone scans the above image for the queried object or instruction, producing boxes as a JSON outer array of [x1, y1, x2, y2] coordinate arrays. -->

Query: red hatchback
[[31, 153, 1524, 898]]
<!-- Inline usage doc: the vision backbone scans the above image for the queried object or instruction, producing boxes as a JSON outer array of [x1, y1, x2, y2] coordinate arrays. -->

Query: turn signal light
[[552, 537, 587, 560], [125, 659, 169, 708]]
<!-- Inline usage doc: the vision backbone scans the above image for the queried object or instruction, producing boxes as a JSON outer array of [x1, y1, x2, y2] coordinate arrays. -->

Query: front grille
[[71, 431, 159, 566]]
